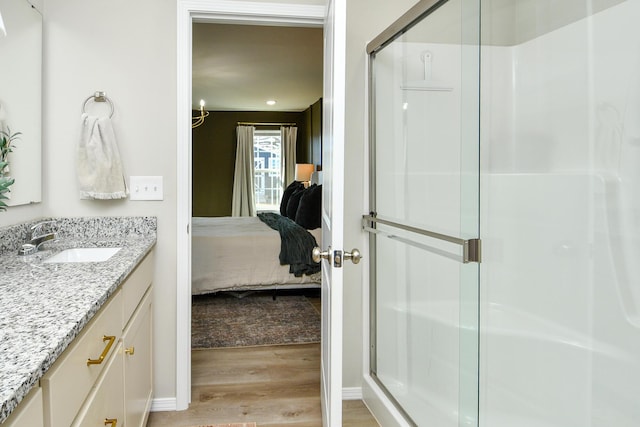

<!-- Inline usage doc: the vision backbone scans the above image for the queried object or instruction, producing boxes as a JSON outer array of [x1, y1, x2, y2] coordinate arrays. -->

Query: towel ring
[[82, 91, 114, 118]]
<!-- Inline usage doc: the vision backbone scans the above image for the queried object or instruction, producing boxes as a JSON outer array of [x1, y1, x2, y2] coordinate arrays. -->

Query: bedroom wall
[[192, 110, 310, 217], [309, 97, 323, 169]]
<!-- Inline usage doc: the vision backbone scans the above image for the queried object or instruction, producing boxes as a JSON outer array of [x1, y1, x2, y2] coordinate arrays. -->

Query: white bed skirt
[[191, 216, 322, 295]]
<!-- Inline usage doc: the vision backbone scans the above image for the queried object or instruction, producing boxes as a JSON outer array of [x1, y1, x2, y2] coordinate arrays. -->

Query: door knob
[[344, 248, 361, 264], [312, 246, 331, 263]]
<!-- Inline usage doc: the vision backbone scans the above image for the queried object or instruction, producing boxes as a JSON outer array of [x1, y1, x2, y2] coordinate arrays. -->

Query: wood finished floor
[[148, 298, 378, 427]]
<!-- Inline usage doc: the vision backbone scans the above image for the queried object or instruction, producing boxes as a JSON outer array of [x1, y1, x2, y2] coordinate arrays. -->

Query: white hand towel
[[77, 113, 128, 199]]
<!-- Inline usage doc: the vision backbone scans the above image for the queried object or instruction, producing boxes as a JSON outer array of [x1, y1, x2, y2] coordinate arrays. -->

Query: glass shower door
[[366, 0, 480, 425]]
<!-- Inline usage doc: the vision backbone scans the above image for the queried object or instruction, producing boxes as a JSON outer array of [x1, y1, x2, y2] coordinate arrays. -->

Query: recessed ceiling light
[[266, 100, 276, 106]]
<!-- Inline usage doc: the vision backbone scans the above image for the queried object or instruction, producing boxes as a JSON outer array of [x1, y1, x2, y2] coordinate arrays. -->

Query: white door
[[319, 0, 346, 425]]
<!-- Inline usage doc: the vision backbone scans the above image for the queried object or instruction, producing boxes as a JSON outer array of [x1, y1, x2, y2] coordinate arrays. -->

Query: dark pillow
[[286, 186, 306, 219], [280, 181, 304, 216], [295, 184, 322, 229]]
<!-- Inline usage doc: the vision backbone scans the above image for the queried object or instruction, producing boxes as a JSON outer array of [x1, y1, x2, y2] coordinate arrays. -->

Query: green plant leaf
[[0, 129, 19, 211], [0, 128, 21, 163]]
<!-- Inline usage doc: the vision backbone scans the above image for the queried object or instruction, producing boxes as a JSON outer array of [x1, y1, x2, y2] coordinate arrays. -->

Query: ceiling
[[192, 23, 324, 112], [191, 1, 623, 112]]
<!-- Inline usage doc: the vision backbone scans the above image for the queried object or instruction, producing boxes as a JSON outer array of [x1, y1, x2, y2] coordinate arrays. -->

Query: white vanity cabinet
[[2, 388, 44, 427], [40, 251, 154, 427]]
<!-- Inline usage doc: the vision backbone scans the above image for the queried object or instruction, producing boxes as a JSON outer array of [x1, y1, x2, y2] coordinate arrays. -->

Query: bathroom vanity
[[0, 217, 156, 427]]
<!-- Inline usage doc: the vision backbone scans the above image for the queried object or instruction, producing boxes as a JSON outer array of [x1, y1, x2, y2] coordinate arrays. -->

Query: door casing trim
[[176, 0, 324, 410]]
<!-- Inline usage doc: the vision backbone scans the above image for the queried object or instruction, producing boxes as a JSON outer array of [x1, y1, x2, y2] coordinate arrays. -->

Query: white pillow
[[310, 171, 323, 185]]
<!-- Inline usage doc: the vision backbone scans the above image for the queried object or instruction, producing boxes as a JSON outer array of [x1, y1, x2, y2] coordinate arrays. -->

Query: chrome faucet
[[18, 220, 59, 255]]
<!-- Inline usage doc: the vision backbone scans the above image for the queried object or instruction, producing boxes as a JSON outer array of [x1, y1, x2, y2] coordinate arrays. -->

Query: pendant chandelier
[[192, 99, 209, 128]]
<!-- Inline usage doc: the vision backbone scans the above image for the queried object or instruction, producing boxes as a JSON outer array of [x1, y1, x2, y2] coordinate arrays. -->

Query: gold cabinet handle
[[87, 335, 116, 366], [124, 346, 135, 356], [104, 418, 117, 427]]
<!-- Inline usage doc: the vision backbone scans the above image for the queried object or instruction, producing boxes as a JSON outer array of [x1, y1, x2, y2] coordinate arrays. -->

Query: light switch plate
[[130, 176, 163, 201]]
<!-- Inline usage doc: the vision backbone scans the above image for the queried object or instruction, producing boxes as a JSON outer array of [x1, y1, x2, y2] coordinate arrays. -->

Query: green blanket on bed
[[257, 212, 321, 277]]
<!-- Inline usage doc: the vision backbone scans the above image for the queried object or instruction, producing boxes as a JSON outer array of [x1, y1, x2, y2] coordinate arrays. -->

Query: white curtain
[[231, 125, 256, 216], [281, 126, 297, 186]]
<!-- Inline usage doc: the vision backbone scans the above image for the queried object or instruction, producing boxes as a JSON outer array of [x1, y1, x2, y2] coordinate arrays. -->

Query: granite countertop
[[0, 217, 156, 424]]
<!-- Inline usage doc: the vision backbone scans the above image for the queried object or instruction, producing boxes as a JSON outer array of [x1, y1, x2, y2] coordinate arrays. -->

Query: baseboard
[[343, 387, 363, 400], [152, 390, 361, 412], [150, 397, 177, 412]]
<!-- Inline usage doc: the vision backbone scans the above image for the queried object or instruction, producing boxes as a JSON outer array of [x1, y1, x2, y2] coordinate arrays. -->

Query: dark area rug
[[192, 291, 321, 348]]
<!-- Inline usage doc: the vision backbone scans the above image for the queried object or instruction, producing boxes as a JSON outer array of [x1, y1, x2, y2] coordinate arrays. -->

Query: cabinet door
[[3, 388, 43, 427], [72, 343, 124, 427], [123, 289, 153, 427]]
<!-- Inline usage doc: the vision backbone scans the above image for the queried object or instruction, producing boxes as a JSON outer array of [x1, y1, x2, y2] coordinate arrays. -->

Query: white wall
[[0, 203, 44, 226], [43, 0, 177, 400], [29, 0, 365, 404], [0, 0, 419, 406]]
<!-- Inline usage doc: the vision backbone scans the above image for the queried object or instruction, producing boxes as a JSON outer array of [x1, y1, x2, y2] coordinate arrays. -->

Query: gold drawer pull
[[125, 346, 135, 356], [104, 418, 118, 427], [87, 335, 116, 366]]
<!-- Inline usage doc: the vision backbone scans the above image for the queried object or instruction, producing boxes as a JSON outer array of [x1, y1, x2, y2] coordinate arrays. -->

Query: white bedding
[[191, 216, 322, 294]]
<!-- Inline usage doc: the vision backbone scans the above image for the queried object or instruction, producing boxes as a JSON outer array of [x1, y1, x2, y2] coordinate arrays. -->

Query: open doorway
[[189, 24, 324, 331], [171, 3, 377, 425], [189, 26, 325, 422], [174, 3, 326, 413]]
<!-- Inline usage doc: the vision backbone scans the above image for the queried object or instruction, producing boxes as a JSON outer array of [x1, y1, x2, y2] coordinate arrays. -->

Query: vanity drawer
[[41, 290, 122, 427], [122, 252, 153, 329], [71, 342, 124, 427]]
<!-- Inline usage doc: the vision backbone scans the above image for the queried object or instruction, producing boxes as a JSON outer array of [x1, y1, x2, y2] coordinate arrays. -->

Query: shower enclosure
[[364, 0, 640, 426]]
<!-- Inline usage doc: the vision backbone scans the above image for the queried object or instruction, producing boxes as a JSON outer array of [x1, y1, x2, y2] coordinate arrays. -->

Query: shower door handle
[[362, 214, 481, 263]]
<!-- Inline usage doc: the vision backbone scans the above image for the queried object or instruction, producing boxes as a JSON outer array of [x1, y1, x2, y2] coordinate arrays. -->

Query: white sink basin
[[43, 247, 121, 263]]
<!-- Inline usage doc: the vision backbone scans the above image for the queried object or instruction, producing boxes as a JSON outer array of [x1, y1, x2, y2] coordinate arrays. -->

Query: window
[[253, 130, 283, 211]]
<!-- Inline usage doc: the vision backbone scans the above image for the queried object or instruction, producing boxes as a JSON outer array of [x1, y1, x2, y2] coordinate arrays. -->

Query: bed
[[191, 215, 322, 295]]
